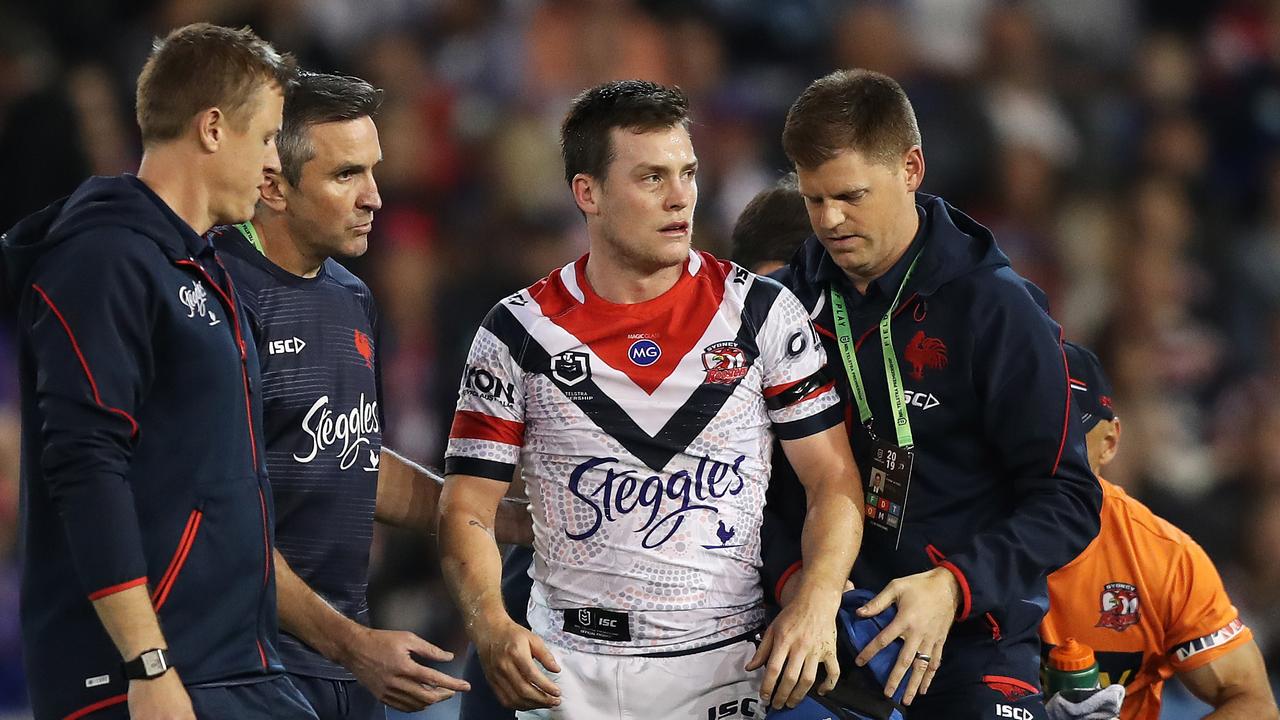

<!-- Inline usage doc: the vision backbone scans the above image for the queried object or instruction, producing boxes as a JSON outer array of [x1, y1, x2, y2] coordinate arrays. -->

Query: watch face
[[141, 651, 167, 676]]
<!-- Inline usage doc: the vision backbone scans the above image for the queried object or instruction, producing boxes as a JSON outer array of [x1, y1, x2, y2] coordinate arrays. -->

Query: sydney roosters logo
[[904, 330, 947, 380], [354, 329, 374, 369], [1096, 582, 1140, 631], [702, 341, 750, 385]]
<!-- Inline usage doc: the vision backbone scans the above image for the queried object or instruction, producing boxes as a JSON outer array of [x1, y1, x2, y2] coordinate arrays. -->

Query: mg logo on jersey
[[551, 351, 590, 386], [1096, 582, 1140, 631], [178, 280, 220, 326], [268, 336, 307, 355], [628, 338, 661, 366], [566, 454, 747, 549], [294, 393, 381, 470]]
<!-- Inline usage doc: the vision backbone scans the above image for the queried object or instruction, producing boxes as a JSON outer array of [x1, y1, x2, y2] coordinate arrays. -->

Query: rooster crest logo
[[354, 329, 375, 369], [904, 330, 947, 381]]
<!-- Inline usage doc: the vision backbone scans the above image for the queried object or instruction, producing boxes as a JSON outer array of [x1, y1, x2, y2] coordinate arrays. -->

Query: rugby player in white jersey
[[439, 80, 863, 718]]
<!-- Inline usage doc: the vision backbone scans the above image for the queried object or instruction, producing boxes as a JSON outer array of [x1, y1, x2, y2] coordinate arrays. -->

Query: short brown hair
[[561, 80, 690, 185], [782, 69, 921, 169], [278, 71, 383, 186], [136, 23, 296, 145]]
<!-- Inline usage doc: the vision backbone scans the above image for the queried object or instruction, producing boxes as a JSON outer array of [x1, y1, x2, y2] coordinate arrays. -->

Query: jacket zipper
[[174, 258, 269, 668]]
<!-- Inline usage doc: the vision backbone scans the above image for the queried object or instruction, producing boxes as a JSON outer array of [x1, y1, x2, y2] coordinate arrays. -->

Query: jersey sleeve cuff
[[1170, 619, 1253, 672], [443, 456, 516, 482], [773, 403, 844, 440]]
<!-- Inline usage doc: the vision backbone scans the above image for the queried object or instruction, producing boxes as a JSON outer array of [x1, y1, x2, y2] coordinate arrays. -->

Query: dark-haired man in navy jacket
[[763, 69, 1102, 720]]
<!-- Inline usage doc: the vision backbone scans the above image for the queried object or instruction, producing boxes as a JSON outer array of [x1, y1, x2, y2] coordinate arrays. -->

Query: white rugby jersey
[[445, 250, 841, 655]]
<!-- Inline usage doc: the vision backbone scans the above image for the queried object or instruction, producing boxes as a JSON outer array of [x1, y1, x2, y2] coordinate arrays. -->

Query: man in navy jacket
[[1, 24, 315, 720], [763, 69, 1102, 719]]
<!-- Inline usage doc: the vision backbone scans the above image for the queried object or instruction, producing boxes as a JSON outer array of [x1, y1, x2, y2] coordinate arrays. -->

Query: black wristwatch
[[122, 648, 171, 680]]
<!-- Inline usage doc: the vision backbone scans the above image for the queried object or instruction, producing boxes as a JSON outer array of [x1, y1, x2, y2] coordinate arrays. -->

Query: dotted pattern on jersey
[[449, 256, 840, 654], [761, 288, 838, 426]]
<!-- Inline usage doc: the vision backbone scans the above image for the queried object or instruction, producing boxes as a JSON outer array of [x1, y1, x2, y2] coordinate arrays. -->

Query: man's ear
[[1099, 416, 1122, 468], [195, 107, 225, 153], [571, 173, 601, 217], [259, 170, 289, 213], [903, 145, 925, 193]]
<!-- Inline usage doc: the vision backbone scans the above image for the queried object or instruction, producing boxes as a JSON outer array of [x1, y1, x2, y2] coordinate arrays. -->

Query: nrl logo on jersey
[[702, 341, 750, 385], [550, 351, 591, 387], [295, 393, 381, 471], [178, 280, 220, 326]]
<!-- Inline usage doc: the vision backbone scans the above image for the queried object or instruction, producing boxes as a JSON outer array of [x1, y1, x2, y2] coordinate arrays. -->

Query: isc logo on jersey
[[705, 698, 759, 719], [628, 338, 661, 366], [268, 336, 307, 355]]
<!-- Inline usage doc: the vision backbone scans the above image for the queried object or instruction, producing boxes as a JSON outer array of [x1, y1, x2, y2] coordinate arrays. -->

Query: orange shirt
[[1042, 478, 1252, 720]]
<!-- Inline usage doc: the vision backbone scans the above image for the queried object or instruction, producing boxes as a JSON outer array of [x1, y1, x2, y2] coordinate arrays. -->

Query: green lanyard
[[235, 221, 266, 256], [829, 250, 922, 449]]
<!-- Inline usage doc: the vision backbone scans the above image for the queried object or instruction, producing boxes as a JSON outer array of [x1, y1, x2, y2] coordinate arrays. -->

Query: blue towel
[[767, 588, 908, 720]]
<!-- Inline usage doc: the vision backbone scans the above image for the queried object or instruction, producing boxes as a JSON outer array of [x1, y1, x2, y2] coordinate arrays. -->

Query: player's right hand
[[127, 670, 196, 720], [475, 618, 562, 710], [747, 587, 843, 710], [343, 626, 471, 711]]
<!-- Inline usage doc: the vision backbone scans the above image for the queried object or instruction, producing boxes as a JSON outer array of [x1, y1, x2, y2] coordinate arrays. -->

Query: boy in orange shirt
[[1042, 341, 1276, 720]]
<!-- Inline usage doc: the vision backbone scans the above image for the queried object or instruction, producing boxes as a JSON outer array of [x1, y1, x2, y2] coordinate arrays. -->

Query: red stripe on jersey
[[764, 375, 807, 400], [536, 253, 729, 395], [450, 410, 526, 446]]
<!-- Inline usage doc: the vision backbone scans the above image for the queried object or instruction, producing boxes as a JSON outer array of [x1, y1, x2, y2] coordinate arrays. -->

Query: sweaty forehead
[[608, 125, 696, 169]]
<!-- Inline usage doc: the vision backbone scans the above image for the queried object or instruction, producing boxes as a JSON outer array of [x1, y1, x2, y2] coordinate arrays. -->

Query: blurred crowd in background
[[2, 0, 1280, 717]]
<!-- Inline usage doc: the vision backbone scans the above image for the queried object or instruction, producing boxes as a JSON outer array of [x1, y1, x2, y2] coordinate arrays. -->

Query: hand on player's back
[[475, 617, 562, 710], [747, 587, 843, 709], [341, 626, 471, 712]]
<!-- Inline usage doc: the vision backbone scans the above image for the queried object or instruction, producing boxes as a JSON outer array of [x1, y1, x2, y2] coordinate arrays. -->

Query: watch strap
[[122, 647, 171, 680]]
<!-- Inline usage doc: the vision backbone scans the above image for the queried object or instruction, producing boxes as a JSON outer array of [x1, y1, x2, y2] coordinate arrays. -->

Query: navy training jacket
[[763, 194, 1102, 689], [2, 175, 287, 719]]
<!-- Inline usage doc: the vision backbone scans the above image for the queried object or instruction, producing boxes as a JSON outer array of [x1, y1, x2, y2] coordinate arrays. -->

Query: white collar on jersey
[[562, 249, 702, 304]]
